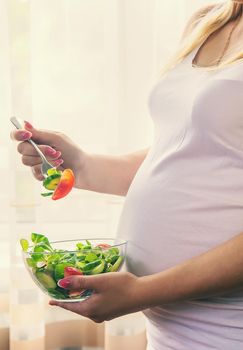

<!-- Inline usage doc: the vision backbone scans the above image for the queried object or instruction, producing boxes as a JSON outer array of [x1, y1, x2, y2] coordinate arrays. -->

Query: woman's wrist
[[73, 150, 91, 189], [136, 271, 179, 308], [134, 274, 163, 310]]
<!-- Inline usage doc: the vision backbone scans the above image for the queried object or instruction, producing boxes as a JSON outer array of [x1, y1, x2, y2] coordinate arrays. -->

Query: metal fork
[[10, 116, 54, 178]]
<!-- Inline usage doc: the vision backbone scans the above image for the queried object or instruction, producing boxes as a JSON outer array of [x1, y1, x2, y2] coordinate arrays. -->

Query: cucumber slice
[[82, 260, 101, 272], [90, 260, 106, 275], [47, 168, 62, 176], [43, 173, 61, 190], [35, 271, 57, 289], [109, 256, 123, 272]]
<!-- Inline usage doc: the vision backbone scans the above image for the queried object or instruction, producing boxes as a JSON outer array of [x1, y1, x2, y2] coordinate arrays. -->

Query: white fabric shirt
[[117, 49, 243, 350]]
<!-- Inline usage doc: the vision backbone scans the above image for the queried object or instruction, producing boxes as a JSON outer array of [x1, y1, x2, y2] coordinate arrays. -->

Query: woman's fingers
[[57, 275, 98, 292], [17, 142, 60, 157], [49, 276, 96, 315], [19, 144, 62, 167], [11, 121, 61, 146], [10, 129, 32, 141], [49, 298, 98, 320], [49, 300, 85, 313], [31, 166, 45, 181], [23, 121, 63, 146], [21, 153, 61, 166]]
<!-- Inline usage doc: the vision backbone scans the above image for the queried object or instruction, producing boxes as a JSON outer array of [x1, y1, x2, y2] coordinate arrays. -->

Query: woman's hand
[[49, 272, 148, 323], [10, 120, 149, 195], [10, 121, 85, 187]]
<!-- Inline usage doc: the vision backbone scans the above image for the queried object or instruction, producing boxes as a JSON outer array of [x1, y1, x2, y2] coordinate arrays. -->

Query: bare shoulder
[[182, 4, 216, 38]]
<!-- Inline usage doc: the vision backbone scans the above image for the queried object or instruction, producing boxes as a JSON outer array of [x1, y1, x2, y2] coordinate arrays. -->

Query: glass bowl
[[22, 238, 127, 302]]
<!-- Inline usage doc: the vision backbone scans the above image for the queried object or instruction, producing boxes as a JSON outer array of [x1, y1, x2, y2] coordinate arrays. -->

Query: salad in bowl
[[21, 233, 127, 302]]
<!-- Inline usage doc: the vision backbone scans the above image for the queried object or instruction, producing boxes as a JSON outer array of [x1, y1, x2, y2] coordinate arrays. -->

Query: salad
[[41, 168, 75, 200], [20, 233, 125, 301]]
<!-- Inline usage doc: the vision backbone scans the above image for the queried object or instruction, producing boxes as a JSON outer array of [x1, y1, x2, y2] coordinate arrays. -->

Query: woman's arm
[[79, 149, 148, 195], [50, 231, 243, 322], [142, 231, 243, 306]]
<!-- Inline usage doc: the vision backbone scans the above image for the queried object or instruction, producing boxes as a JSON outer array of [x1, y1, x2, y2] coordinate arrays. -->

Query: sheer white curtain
[[0, 1, 212, 349]]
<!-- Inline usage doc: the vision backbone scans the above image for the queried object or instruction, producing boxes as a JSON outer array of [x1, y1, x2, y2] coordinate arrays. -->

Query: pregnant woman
[[11, 1, 243, 349]]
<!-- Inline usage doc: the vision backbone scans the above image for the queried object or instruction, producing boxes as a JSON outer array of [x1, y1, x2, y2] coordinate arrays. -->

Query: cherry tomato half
[[52, 169, 75, 200]]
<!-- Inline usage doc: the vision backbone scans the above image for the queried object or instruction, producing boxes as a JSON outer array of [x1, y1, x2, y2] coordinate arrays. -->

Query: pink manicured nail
[[54, 159, 63, 166], [58, 279, 71, 289], [45, 147, 58, 156], [24, 121, 33, 129], [20, 131, 32, 139]]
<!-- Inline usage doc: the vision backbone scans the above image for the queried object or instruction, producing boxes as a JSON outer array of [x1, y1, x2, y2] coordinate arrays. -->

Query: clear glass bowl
[[23, 238, 127, 302]]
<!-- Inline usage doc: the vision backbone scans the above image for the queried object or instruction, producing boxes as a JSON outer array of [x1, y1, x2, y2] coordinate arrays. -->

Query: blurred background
[[0, 0, 212, 349]]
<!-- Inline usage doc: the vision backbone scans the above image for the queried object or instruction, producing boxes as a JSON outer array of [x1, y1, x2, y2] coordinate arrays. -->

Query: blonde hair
[[163, 1, 243, 73]]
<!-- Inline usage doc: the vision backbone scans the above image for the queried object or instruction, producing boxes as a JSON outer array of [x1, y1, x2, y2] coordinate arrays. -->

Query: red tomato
[[96, 243, 111, 249], [64, 266, 83, 278], [52, 169, 75, 200]]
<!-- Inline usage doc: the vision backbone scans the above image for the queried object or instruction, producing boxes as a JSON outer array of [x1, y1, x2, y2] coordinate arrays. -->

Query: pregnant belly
[[116, 168, 243, 277]]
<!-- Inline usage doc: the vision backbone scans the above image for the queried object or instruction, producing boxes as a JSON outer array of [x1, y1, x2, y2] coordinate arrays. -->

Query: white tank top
[[117, 49, 243, 350]]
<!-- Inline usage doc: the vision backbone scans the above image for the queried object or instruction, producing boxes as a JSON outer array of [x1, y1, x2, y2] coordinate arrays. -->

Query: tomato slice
[[96, 243, 111, 249], [64, 266, 83, 278], [52, 169, 75, 200]]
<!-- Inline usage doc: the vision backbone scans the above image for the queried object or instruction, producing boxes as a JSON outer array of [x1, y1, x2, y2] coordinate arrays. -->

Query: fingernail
[[54, 159, 63, 166], [20, 131, 32, 139], [45, 147, 58, 156], [24, 121, 33, 129], [58, 279, 71, 289]]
